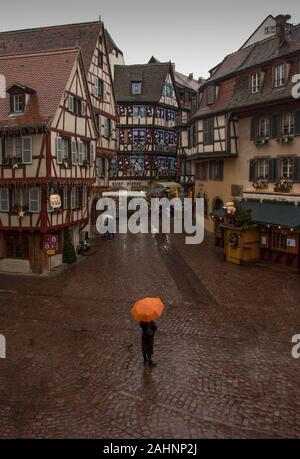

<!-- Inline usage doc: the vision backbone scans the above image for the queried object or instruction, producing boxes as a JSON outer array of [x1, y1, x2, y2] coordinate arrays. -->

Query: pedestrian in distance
[[140, 320, 157, 368]]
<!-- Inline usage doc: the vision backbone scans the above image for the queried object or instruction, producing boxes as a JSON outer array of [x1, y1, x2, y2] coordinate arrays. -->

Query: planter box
[[222, 225, 260, 265]]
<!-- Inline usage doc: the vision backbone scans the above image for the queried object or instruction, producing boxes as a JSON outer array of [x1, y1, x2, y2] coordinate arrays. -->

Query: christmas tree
[[63, 228, 77, 264]]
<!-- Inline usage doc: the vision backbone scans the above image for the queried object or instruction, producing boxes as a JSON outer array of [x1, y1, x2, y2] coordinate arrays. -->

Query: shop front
[[212, 199, 300, 271]]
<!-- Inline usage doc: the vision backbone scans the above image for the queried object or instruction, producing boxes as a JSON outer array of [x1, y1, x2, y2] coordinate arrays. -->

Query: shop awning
[[212, 200, 300, 229], [153, 182, 181, 188]]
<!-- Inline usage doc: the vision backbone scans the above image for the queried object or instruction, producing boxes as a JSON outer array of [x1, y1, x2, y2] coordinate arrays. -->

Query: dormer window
[[13, 94, 25, 113], [274, 64, 286, 87], [251, 72, 261, 93], [132, 82, 142, 95], [207, 85, 216, 105], [7, 83, 35, 115]]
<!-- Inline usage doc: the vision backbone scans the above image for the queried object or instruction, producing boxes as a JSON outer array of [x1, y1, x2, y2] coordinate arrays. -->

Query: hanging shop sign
[[43, 234, 58, 254], [50, 193, 61, 209]]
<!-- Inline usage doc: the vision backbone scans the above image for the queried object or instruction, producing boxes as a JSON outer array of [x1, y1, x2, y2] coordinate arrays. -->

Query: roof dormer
[[6, 83, 35, 115]]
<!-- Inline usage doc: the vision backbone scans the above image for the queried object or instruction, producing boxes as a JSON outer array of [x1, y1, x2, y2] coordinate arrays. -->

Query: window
[[94, 77, 104, 98], [63, 185, 68, 209], [280, 157, 294, 179], [203, 118, 214, 144], [258, 117, 270, 138], [29, 188, 40, 213], [272, 229, 287, 251], [209, 160, 224, 181], [257, 158, 269, 179], [164, 84, 174, 98], [196, 161, 208, 181], [12, 94, 25, 113], [207, 85, 216, 104], [71, 187, 76, 210], [274, 64, 286, 87], [4, 137, 32, 164], [97, 49, 103, 68], [11, 188, 29, 211], [156, 130, 164, 144], [56, 137, 70, 164], [133, 105, 146, 119], [101, 118, 112, 138], [97, 157, 106, 177], [133, 129, 145, 144], [156, 107, 165, 119], [6, 232, 29, 259], [282, 112, 294, 136], [0, 189, 9, 212], [251, 73, 261, 93], [132, 82, 142, 95]]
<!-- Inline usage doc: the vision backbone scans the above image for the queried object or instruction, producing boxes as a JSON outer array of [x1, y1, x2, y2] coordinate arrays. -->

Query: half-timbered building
[[112, 60, 180, 190], [0, 48, 97, 273], [0, 19, 121, 234]]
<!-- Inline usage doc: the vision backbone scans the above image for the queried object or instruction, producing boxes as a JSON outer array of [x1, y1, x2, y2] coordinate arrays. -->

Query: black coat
[[140, 321, 157, 354]]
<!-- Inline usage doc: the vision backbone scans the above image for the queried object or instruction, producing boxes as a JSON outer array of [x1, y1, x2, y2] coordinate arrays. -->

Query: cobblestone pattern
[[0, 232, 299, 438]]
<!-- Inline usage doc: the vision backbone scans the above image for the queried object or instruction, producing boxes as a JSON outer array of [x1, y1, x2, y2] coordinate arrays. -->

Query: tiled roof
[[207, 24, 300, 84], [114, 62, 172, 103], [104, 29, 123, 55], [0, 49, 79, 128], [175, 71, 204, 92], [192, 78, 236, 119], [0, 21, 101, 73]]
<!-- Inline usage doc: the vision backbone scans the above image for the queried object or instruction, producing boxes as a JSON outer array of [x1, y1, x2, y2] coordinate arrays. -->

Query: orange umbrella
[[131, 297, 165, 322]]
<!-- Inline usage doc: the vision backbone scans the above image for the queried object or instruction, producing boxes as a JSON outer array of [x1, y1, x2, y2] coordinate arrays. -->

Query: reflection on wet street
[[0, 231, 300, 438]]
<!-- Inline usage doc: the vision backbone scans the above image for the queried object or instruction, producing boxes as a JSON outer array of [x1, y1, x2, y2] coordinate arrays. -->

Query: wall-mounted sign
[[43, 234, 58, 253]]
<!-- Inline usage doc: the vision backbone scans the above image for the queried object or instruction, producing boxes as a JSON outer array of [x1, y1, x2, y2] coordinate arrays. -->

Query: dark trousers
[[143, 352, 153, 362]]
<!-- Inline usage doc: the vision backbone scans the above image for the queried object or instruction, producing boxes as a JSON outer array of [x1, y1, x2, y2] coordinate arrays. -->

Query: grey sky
[[0, 0, 299, 78]]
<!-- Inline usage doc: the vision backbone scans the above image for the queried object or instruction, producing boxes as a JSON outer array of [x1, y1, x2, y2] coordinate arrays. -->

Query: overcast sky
[[0, 0, 299, 78]]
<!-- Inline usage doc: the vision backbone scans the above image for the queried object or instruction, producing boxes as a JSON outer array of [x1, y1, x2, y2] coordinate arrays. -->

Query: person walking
[[140, 320, 157, 368]]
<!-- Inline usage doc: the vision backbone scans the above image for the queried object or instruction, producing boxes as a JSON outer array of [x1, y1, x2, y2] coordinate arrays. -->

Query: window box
[[254, 137, 270, 146], [274, 178, 292, 193], [4, 156, 23, 168], [277, 135, 294, 144], [82, 159, 90, 167], [252, 178, 268, 190]]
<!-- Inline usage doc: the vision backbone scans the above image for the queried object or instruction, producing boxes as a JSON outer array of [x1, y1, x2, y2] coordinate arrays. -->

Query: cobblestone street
[[0, 232, 300, 438]]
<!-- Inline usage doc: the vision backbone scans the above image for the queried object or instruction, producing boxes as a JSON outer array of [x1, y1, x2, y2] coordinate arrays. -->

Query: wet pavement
[[0, 231, 300, 438]]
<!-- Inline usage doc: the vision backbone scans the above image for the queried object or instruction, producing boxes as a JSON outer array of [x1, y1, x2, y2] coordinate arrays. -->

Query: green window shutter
[[89, 143, 94, 165], [293, 157, 300, 183], [268, 158, 279, 181], [250, 118, 256, 140], [271, 114, 279, 138], [0, 188, 9, 212], [22, 136, 32, 164], [295, 110, 300, 135], [29, 188, 40, 213], [0, 138, 2, 165], [56, 137, 63, 164], [71, 141, 77, 165], [68, 95, 74, 112], [249, 159, 257, 181]]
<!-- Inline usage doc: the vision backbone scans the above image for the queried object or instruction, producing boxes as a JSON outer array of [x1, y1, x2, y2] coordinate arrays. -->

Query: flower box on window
[[277, 135, 294, 144], [254, 137, 269, 146], [274, 178, 292, 193], [252, 178, 268, 190]]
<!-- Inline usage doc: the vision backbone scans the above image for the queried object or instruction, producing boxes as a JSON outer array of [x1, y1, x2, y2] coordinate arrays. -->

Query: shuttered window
[[89, 143, 94, 165], [29, 188, 40, 213], [22, 137, 32, 164], [71, 141, 77, 165], [56, 137, 63, 164], [63, 186, 68, 209], [203, 118, 214, 144], [71, 187, 76, 210], [0, 189, 9, 212]]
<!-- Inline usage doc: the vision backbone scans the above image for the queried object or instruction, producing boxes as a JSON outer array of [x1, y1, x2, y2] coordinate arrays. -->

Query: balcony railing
[[109, 169, 178, 181], [180, 174, 195, 186]]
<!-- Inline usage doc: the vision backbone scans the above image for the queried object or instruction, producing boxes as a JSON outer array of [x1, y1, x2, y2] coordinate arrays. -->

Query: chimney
[[189, 73, 193, 80], [275, 14, 291, 48]]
